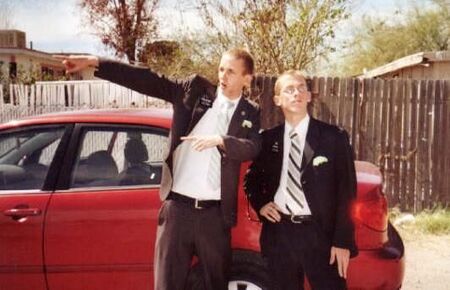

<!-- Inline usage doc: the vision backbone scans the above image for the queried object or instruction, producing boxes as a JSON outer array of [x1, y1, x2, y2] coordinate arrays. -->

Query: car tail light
[[352, 187, 389, 249], [353, 187, 388, 231]]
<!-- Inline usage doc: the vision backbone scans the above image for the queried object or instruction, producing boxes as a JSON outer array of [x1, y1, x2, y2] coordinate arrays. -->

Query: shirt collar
[[215, 89, 241, 109], [285, 114, 310, 138]]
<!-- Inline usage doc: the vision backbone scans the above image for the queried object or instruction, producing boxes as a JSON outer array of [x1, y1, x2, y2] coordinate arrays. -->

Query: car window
[[70, 127, 168, 188], [0, 127, 65, 191]]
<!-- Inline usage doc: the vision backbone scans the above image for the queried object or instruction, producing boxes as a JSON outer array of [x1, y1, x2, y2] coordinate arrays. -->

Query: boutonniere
[[241, 119, 252, 128], [271, 142, 279, 152], [199, 94, 213, 108], [313, 156, 328, 166]]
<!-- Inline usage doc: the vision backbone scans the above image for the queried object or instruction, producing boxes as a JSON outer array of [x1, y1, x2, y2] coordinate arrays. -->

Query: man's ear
[[273, 95, 281, 106], [244, 74, 253, 88], [306, 91, 312, 103]]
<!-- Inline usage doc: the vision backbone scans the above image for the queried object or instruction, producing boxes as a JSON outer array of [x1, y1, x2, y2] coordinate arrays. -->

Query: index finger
[[180, 136, 195, 140]]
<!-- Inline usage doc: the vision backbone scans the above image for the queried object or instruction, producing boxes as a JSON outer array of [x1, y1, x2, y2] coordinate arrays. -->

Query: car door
[[44, 124, 168, 290], [0, 125, 69, 290]]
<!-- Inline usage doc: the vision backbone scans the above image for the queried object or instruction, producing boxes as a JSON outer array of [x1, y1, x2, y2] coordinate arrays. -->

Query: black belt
[[168, 191, 220, 209], [280, 213, 313, 224]]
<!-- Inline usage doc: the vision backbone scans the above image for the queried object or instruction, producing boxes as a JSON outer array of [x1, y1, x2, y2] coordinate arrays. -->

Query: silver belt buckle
[[195, 199, 203, 209], [290, 214, 303, 224]]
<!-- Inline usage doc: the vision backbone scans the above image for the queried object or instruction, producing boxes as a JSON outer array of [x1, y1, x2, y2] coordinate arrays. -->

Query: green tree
[[138, 40, 196, 78], [194, 0, 350, 74], [137, 35, 222, 82], [341, 0, 450, 76]]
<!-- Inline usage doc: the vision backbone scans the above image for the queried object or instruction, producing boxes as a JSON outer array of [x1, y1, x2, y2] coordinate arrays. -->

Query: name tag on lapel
[[271, 142, 280, 153], [199, 94, 213, 108]]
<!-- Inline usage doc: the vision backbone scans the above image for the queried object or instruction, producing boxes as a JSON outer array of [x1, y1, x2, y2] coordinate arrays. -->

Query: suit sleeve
[[333, 129, 358, 256], [94, 59, 184, 104], [243, 132, 272, 217], [221, 107, 261, 162]]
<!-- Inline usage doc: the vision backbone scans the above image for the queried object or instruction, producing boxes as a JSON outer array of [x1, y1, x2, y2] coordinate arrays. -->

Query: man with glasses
[[245, 70, 357, 290]]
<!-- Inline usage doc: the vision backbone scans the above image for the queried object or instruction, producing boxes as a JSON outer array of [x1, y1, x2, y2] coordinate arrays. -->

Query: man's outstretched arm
[[58, 55, 183, 104]]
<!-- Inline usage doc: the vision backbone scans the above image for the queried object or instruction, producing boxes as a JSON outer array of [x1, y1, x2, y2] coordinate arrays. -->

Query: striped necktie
[[286, 129, 306, 209]]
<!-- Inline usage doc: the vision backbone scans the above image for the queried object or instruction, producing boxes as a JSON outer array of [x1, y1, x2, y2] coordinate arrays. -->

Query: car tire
[[185, 250, 270, 290]]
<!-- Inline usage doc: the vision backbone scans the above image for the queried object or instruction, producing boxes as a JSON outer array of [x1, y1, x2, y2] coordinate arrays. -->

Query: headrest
[[124, 139, 149, 164]]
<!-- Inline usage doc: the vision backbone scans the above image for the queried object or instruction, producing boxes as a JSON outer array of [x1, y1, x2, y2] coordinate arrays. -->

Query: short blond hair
[[223, 48, 255, 75], [274, 70, 308, 95]]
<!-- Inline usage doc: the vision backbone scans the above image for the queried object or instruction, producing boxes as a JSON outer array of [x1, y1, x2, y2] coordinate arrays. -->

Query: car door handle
[[3, 208, 42, 218]]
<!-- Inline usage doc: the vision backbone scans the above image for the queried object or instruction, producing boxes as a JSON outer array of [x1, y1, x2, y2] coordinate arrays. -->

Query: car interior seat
[[119, 138, 160, 185], [73, 150, 119, 187]]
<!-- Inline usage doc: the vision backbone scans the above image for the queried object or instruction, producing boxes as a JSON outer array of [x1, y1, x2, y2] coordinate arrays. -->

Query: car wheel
[[186, 250, 270, 290]]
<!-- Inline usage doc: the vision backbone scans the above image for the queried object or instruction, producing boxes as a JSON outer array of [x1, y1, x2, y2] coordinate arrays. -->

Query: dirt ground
[[399, 229, 450, 290]]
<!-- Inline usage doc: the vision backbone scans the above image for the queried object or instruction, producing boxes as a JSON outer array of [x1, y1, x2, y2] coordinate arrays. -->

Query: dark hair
[[223, 48, 255, 75]]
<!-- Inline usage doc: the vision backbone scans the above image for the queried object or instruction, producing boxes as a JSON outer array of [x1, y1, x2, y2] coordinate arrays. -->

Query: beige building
[[0, 30, 94, 81], [360, 51, 450, 80]]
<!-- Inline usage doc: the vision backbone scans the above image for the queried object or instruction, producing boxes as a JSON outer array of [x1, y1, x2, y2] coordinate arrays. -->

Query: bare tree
[[0, 1, 15, 29], [80, 0, 160, 63]]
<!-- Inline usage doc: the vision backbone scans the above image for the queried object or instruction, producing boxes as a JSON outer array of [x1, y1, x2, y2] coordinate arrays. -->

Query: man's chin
[[285, 108, 307, 115]]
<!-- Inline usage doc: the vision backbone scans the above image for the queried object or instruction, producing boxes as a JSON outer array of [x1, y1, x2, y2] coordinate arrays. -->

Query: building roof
[[0, 47, 61, 62], [359, 51, 450, 78], [0, 29, 25, 34]]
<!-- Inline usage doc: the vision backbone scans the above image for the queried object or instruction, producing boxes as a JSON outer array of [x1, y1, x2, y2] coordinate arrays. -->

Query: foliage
[[0, 62, 66, 85], [341, 0, 450, 76], [138, 40, 195, 79], [391, 207, 450, 235], [193, 0, 350, 74], [137, 35, 222, 83], [414, 209, 450, 235], [79, 0, 160, 63]]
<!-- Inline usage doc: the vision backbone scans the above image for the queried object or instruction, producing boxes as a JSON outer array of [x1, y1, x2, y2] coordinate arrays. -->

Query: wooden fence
[[1, 77, 449, 212]]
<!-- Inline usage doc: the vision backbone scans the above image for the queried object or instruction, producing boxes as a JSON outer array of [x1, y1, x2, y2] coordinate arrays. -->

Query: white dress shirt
[[171, 89, 240, 200], [274, 115, 312, 215]]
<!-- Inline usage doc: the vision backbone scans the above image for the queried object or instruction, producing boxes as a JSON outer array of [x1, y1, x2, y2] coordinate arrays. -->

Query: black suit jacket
[[95, 60, 261, 227], [245, 118, 358, 257]]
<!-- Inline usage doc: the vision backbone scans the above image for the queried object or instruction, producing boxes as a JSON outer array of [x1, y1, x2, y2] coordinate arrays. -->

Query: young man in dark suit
[[60, 49, 261, 290], [245, 70, 357, 290]]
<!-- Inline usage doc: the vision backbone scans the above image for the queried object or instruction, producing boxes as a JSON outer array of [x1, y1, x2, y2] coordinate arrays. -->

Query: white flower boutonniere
[[242, 120, 253, 128], [313, 156, 328, 166]]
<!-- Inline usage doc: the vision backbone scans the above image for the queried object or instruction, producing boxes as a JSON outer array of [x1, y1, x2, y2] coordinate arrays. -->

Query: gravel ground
[[399, 229, 450, 290]]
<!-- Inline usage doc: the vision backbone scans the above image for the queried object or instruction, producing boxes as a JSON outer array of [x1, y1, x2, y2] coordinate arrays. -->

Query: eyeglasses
[[282, 86, 308, 95]]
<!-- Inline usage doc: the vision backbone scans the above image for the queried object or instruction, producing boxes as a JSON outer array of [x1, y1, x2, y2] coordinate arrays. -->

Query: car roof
[[0, 108, 173, 130]]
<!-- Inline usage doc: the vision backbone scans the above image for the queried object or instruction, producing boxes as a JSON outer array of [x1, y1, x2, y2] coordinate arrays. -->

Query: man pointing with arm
[[60, 49, 261, 290]]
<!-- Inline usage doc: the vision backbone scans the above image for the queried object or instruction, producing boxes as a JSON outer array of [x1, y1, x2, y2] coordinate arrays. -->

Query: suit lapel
[[274, 125, 285, 186], [186, 88, 217, 135], [301, 118, 320, 172]]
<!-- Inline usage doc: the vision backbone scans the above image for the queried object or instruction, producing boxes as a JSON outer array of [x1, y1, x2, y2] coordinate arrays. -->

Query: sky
[[1, 0, 430, 57]]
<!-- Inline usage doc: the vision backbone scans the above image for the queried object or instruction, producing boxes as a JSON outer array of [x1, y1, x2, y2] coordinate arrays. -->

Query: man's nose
[[220, 72, 228, 80], [292, 90, 301, 98]]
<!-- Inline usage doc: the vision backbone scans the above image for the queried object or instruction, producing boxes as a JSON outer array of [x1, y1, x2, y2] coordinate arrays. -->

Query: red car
[[0, 109, 404, 290]]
